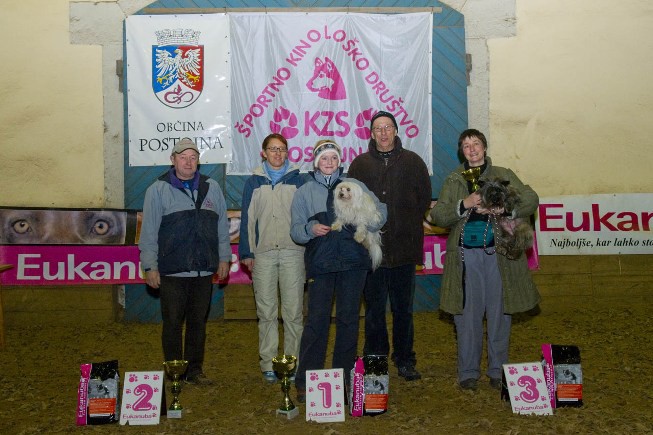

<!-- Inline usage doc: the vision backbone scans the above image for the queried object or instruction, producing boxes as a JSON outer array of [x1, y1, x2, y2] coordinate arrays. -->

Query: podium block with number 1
[[305, 368, 346, 422]]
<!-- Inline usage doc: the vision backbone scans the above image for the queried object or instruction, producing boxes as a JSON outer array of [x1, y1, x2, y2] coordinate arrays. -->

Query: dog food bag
[[542, 344, 583, 408], [76, 360, 120, 425], [349, 357, 365, 417], [362, 355, 389, 415]]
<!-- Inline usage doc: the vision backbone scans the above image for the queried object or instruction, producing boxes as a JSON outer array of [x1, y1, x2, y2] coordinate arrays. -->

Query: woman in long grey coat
[[431, 129, 540, 391]]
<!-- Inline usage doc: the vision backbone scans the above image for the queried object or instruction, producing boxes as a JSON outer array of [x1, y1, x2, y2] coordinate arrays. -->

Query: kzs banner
[[229, 12, 433, 175], [125, 13, 432, 172], [126, 14, 232, 166]]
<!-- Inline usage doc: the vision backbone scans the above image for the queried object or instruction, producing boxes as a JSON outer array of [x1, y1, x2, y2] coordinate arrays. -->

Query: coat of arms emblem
[[152, 28, 204, 108]]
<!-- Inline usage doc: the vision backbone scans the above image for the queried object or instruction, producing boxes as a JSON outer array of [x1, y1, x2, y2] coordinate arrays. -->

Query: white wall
[[489, 0, 653, 195], [1, 0, 651, 208], [0, 0, 105, 207]]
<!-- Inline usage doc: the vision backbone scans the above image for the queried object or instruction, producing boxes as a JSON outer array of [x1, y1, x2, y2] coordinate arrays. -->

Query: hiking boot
[[262, 371, 277, 384], [398, 365, 422, 381], [459, 378, 478, 391], [184, 373, 214, 386]]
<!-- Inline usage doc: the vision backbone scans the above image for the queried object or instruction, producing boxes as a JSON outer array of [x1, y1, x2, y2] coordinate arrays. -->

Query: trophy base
[[167, 409, 183, 419], [276, 407, 299, 420]]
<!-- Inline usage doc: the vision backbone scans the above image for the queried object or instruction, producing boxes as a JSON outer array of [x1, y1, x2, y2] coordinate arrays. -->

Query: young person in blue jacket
[[290, 139, 387, 402]]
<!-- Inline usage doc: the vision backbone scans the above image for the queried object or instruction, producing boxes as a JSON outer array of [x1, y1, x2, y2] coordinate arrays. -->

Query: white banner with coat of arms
[[228, 12, 433, 175], [126, 14, 232, 166]]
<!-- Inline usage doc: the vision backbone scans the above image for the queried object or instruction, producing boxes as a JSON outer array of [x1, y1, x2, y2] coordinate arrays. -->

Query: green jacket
[[430, 158, 541, 314]]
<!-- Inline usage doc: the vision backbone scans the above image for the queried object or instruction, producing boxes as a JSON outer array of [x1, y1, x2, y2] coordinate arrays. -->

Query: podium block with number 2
[[119, 371, 164, 425]]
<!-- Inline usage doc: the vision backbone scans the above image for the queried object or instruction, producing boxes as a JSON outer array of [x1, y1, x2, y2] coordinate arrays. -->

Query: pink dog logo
[[306, 57, 347, 101]]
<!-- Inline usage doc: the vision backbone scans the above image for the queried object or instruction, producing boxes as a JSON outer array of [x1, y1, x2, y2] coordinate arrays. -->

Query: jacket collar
[[367, 136, 404, 160], [309, 167, 343, 188], [165, 167, 200, 191]]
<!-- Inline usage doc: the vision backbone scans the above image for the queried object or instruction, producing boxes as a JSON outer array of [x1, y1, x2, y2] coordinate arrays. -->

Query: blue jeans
[[363, 264, 417, 368], [160, 275, 213, 378], [295, 270, 366, 390]]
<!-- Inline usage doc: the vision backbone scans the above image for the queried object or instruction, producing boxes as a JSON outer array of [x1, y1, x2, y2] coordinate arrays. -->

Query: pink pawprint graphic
[[129, 374, 138, 383], [270, 106, 299, 139], [309, 372, 319, 381], [354, 108, 377, 140]]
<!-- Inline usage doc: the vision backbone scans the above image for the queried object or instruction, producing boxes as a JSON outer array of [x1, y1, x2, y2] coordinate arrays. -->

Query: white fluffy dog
[[331, 181, 383, 270]]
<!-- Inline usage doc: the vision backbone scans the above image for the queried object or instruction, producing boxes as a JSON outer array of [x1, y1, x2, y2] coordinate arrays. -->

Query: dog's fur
[[331, 181, 383, 270], [477, 177, 534, 259]]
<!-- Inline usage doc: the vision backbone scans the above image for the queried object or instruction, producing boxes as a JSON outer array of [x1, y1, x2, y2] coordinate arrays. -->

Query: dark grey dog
[[477, 178, 534, 259]]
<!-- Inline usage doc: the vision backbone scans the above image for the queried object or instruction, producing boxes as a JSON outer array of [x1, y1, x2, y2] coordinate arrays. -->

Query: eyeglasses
[[372, 125, 395, 133], [266, 147, 288, 153]]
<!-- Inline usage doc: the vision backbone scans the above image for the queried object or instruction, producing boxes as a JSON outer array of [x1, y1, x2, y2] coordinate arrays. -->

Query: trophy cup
[[163, 360, 188, 418], [272, 355, 299, 419], [461, 166, 482, 191]]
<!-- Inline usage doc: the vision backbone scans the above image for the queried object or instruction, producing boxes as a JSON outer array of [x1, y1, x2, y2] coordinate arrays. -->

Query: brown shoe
[[296, 389, 306, 403], [184, 373, 214, 386]]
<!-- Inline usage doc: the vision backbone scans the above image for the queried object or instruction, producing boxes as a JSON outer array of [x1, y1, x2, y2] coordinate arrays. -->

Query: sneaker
[[398, 365, 422, 381], [262, 371, 277, 384], [489, 377, 503, 390], [296, 389, 306, 403], [289, 373, 296, 384], [184, 373, 214, 386], [459, 378, 478, 391]]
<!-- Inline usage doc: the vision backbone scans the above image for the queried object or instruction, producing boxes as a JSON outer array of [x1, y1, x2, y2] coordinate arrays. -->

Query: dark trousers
[[160, 275, 213, 378], [363, 263, 417, 368], [295, 270, 366, 390]]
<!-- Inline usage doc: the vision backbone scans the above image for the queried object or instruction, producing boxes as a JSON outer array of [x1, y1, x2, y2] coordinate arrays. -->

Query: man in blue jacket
[[139, 137, 231, 385]]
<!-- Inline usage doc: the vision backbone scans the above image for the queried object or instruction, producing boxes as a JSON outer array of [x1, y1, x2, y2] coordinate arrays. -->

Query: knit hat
[[171, 137, 199, 155], [370, 110, 399, 131], [312, 141, 342, 169]]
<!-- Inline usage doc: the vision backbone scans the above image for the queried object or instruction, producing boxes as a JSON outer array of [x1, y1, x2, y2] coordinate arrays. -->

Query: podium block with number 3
[[503, 363, 553, 416], [305, 368, 346, 422]]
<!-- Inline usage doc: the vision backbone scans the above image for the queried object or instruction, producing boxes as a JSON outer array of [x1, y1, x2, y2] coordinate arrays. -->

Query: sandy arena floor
[[0, 297, 651, 434]]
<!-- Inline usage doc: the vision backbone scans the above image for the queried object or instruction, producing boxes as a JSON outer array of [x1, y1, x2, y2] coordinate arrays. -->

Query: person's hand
[[312, 223, 331, 237], [476, 205, 505, 215], [463, 192, 481, 210], [241, 258, 255, 272], [217, 261, 230, 280], [145, 270, 160, 289]]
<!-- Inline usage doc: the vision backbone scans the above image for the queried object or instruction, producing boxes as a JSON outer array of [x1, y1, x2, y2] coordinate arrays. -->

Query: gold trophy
[[272, 355, 299, 419], [163, 360, 189, 418], [461, 166, 482, 191]]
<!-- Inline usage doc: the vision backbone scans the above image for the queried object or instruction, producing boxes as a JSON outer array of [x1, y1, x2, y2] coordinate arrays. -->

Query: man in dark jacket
[[348, 111, 431, 381], [139, 137, 231, 385]]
